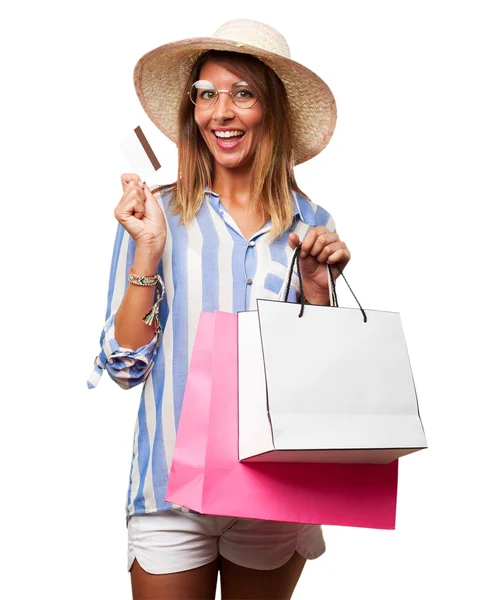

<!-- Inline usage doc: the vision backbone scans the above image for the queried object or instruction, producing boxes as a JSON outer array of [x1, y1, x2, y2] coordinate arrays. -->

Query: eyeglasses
[[188, 80, 259, 109]]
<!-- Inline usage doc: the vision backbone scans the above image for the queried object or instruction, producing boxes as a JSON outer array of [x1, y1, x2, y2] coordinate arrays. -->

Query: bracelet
[[128, 267, 166, 333], [128, 270, 158, 286]]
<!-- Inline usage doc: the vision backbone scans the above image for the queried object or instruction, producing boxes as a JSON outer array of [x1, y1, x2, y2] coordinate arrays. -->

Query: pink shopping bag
[[166, 311, 398, 529]]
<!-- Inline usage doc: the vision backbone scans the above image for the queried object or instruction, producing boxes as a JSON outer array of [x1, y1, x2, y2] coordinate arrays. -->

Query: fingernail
[[300, 252, 306, 258]]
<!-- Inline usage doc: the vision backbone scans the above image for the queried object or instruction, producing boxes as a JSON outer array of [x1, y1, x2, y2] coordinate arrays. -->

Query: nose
[[212, 91, 235, 122]]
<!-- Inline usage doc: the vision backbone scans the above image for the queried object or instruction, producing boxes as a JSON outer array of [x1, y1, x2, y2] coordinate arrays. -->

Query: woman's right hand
[[114, 173, 167, 257]]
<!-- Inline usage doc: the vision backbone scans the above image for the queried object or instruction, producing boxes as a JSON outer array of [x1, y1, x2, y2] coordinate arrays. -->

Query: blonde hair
[[156, 50, 310, 239]]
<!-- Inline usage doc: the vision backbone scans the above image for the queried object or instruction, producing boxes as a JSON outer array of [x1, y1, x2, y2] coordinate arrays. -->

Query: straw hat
[[133, 19, 337, 165]]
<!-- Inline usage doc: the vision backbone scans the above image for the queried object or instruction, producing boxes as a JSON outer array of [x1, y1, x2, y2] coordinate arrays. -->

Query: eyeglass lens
[[189, 80, 258, 109]]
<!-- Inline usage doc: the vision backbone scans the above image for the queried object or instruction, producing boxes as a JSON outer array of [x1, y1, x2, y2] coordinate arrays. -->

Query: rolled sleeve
[[87, 313, 160, 389], [87, 218, 163, 390]]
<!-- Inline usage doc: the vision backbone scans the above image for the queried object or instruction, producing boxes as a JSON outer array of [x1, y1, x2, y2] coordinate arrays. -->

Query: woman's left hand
[[288, 227, 351, 304]]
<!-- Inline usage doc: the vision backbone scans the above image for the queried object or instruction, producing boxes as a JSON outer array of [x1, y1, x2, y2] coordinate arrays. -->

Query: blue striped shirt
[[87, 186, 336, 522]]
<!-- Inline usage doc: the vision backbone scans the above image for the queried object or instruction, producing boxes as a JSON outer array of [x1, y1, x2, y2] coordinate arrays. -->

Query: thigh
[[218, 517, 324, 570], [130, 557, 219, 600], [128, 511, 221, 598], [219, 551, 306, 600]]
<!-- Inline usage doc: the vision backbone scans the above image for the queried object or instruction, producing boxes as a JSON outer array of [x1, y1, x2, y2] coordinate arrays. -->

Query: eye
[[199, 90, 216, 100], [234, 89, 255, 99]]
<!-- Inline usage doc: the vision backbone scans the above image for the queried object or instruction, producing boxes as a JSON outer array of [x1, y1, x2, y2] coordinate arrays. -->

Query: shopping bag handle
[[284, 243, 367, 322]]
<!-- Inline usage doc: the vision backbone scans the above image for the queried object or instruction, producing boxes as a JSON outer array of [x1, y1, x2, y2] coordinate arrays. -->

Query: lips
[[212, 129, 246, 150]]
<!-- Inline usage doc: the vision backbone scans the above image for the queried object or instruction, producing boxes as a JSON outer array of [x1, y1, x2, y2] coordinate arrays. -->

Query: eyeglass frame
[[187, 80, 260, 109]]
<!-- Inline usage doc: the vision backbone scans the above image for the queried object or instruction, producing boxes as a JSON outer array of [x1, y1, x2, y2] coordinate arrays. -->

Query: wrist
[[132, 252, 162, 275], [136, 235, 165, 256], [304, 291, 330, 306], [135, 241, 164, 256]]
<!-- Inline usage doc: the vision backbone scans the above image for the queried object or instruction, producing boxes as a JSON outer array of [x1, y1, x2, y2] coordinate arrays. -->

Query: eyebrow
[[234, 81, 249, 86]]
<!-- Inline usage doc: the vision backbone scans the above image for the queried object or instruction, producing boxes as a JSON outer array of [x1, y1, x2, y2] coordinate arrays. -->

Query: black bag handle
[[283, 243, 367, 322]]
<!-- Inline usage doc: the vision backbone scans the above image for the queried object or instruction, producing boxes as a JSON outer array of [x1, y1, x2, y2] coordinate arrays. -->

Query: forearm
[[114, 249, 163, 350]]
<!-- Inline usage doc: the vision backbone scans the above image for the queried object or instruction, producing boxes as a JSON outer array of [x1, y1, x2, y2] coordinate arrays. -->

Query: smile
[[214, 130, 245, 138], [212, 130, 246, 150]]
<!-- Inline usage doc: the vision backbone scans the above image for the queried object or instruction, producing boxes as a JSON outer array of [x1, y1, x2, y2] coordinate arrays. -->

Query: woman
[[88, 19, 351, 600]]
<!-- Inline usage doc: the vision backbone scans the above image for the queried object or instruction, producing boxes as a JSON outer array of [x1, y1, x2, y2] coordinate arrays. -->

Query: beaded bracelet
[[128, 267, 166, 333]]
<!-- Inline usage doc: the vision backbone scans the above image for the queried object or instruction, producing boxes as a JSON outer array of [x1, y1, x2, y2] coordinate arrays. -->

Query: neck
[[211, 162, 254, 209]]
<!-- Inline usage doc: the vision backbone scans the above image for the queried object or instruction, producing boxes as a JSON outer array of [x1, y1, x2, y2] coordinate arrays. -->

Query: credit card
[[119, 126, 161, 183]]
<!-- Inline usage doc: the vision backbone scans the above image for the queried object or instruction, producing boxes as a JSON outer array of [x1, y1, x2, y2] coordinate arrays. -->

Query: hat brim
[[133, 36, 337, 165]]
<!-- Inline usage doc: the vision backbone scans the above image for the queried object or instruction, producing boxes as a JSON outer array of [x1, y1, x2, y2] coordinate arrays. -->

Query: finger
[[142, 183, 158, 210], [309, 232, 340, 258], [115, 197, 145, 222], [126, 197, 146, 219], [126, 179, 146, 202], [121, 187, 146, 209], [317, 241, 346, 263], [143, 182, 155, 202], [121, 173, 142, 192], [298, 229, 318, 257], [288, 232, 301, 250], [301, 230, 338, 258], [326, 248, 351, 266]]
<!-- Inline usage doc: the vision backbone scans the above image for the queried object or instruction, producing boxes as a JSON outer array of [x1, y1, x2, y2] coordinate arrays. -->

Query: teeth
[[214, 130, 245, 138]]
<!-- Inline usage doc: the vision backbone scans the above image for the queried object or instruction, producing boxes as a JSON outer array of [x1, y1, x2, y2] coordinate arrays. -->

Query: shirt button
[[246, 279, 253, 285], [249, 241, 256, 247]]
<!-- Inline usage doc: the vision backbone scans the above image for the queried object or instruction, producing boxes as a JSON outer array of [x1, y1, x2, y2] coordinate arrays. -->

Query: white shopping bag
[[238, 245, 427, 465]]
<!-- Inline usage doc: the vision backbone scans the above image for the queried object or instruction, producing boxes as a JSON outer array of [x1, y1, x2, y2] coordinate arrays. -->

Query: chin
[[212, 151, 254, 171], [218, 159, 248, 170]]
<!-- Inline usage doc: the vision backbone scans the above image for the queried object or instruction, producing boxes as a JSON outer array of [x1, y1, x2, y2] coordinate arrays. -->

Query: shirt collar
[[205, 184, 218, 196], [291, 191, 316, 226], [205, 186, 316, 227], [205, 185, 221, 212], [291, 191, 303, 220]]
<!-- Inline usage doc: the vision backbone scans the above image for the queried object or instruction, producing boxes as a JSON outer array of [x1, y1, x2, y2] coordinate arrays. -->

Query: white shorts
[[127, 510, 326, 574]]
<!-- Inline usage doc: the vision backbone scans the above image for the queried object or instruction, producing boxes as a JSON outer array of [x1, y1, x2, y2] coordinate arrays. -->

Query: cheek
[[193, 113, 201, 129], [194, 117, 210, 144], [248, 108, 264, 137], [194, 109, 207, 131], [250, 118, 264, 142]]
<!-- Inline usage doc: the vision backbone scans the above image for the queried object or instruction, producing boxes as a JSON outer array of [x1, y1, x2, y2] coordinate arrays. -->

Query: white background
[[2, 0, 478, 598]]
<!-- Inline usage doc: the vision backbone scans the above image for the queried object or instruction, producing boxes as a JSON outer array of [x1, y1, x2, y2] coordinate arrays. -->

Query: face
[[193, 61, 264, 171]]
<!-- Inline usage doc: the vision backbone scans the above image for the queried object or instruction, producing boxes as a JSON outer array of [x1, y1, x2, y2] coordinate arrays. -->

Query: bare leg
[[130, 557, 219, 600], [219, 551, 307, 600]]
